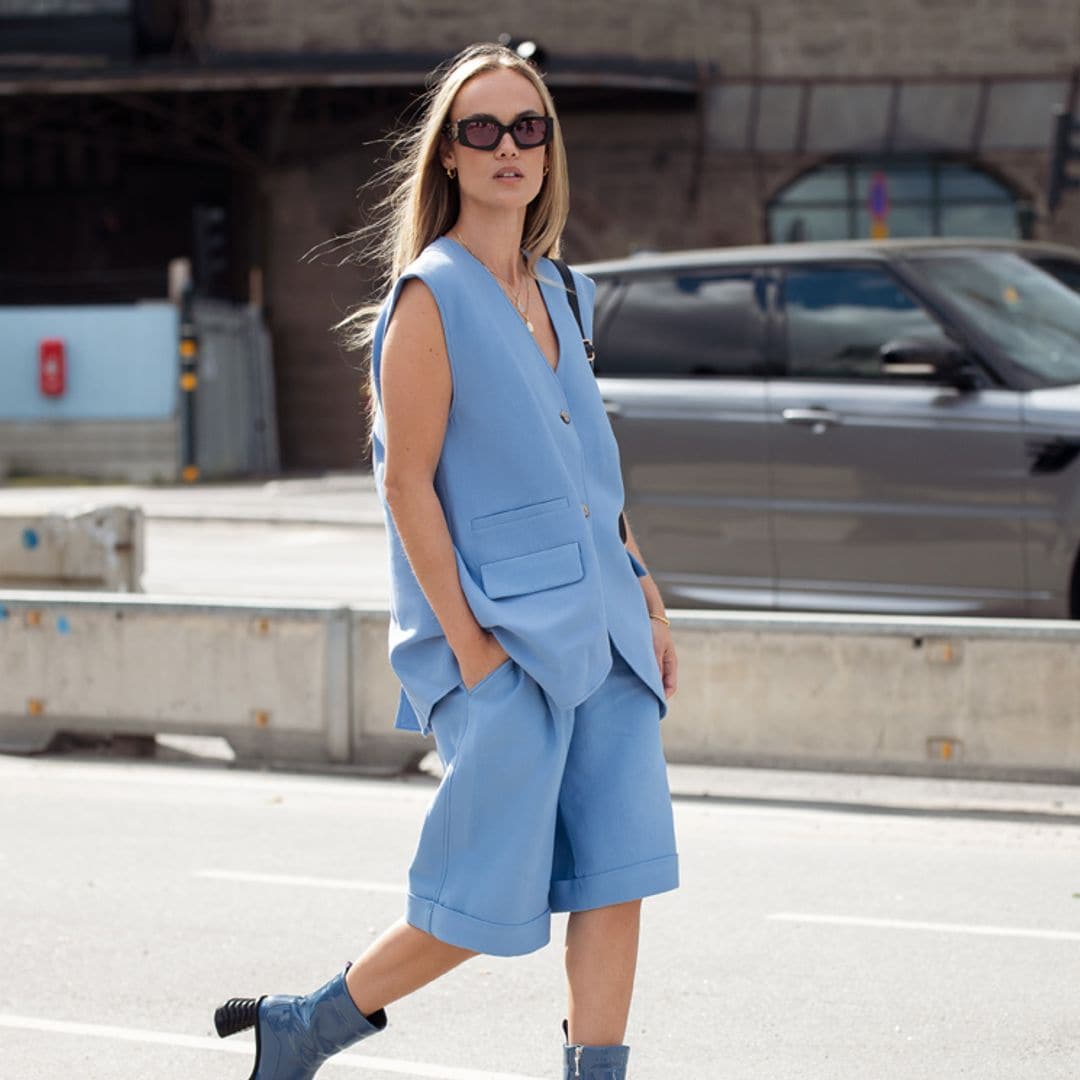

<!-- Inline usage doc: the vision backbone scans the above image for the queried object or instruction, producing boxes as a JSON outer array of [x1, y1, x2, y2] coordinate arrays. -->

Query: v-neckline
[[443, 236, 563, 377], [533, 266, 564, 376]]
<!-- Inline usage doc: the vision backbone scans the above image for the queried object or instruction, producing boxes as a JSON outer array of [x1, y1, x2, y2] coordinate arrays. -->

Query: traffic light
[[192, 203, 229, 298], [1048, 107, 1080, 216]]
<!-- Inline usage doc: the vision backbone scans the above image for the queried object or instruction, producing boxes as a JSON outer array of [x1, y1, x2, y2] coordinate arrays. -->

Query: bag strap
[[550, 258, 596, 367], [550, 257, 628, 544]]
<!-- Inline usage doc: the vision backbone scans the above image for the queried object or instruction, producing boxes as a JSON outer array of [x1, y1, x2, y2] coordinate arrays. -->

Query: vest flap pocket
[[471, 496, 569, 531], [479, 541, 584, 599]]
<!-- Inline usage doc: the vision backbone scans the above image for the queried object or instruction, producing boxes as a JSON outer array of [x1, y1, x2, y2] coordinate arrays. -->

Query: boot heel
[[214, 995, 263, 1038]]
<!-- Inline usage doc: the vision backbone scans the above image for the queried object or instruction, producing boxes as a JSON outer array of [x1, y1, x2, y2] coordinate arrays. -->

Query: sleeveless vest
[[370, 235, 667, 736]]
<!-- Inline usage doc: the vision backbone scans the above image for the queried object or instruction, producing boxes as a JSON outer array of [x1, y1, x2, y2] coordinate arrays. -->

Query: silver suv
[[583, 239, 1080, 618]]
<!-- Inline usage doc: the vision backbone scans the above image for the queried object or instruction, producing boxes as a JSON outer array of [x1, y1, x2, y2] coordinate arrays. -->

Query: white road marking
[[769, 912, 1080, 942], [196, 869, 403, 893], [0, 1014, 545, 1079]]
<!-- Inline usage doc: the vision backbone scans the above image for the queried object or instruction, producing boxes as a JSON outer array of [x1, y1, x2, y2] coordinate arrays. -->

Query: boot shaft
[[561, 1018, 631, 1080]]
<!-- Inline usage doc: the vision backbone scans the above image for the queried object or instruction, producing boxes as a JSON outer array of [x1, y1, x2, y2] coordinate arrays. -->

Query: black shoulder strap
[[550, 257, 628, 544], [550, 258, 596, 367]]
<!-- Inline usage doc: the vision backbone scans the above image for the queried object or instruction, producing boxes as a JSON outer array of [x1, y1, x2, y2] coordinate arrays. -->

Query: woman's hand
[[457, 631, 512, 691], [651, 620, 678, 699]]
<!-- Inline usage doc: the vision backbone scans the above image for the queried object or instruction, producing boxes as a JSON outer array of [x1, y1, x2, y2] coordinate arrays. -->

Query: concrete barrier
[[0, 591, 422, 772], [1, 593, 1078, 781], [0, 506, 143, 591], [663, 610, 1080, 782]]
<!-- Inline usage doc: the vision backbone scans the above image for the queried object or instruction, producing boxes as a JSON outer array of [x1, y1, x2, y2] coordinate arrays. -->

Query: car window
[[781, 265, 944, 380], [597, 271, 766, 378], [908, 252, 1080, 386], [1031, 258, 1080, 294]]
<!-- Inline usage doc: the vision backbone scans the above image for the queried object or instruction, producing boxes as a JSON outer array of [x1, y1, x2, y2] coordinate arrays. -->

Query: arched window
[[767, 160, 1024, 243]]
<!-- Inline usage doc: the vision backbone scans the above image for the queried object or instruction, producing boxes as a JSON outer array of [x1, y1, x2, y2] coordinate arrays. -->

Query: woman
[[214, 42, 679, 1080]]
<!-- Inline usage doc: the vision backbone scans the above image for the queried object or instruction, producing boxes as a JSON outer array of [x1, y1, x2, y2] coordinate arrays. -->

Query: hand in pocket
[[459, 633, 512, 692]]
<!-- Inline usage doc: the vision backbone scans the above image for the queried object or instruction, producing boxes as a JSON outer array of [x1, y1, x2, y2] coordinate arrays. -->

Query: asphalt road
[[0, 475, 391, 603], [1, 753, 1078, 1079]]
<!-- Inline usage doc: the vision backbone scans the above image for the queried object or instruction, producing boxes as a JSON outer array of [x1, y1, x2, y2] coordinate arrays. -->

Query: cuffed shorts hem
[[405, 892, 551, 957], [549, 852, 680, 913]]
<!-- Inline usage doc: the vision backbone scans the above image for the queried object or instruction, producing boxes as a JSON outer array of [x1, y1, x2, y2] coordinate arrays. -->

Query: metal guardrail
[[1, 593, 1078, 781]]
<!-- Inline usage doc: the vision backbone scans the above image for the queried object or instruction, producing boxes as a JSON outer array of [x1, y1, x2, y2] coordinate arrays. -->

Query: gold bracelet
[[648, 612, 670, 626]]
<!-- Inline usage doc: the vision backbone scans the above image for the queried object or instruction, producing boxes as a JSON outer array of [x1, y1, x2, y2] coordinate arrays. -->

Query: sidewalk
[[0, 472, 382, 526], [664, 761, 1080, 821]]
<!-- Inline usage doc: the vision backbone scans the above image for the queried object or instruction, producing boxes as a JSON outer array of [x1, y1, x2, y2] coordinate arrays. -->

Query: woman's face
[[440, 67, 550, 211]]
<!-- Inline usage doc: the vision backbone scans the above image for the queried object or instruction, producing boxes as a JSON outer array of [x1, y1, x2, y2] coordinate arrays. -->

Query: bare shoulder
[[384, 276, 447, 361], [381, 276, 453, 473]]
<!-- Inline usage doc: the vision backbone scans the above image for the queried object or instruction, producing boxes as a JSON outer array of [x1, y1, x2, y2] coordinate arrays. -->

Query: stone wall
[[234, 0, 1080, 467], [207, 0, 1080, 78], [260, 152, 379, 471]]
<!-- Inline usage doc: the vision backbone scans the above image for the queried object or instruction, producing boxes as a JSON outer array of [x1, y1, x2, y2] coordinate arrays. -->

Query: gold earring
[[446, 165, 457, 180], [542, 163, 550, 176]]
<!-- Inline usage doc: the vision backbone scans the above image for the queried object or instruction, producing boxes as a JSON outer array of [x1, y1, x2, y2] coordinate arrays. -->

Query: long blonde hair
[[323, 43, 571, 445]]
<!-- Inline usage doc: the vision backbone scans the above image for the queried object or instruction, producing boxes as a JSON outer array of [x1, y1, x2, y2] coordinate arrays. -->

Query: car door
[[767, 261, 1030, 616], [594, 265, 774, 609]]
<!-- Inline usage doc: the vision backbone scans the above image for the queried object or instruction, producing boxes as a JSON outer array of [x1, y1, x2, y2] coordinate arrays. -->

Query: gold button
[[560, 410, 571, 424], [582, 503, 590, 517]]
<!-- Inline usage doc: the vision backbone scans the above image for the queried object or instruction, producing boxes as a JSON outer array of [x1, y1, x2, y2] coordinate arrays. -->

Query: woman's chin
[[463, 187, 542, 212]]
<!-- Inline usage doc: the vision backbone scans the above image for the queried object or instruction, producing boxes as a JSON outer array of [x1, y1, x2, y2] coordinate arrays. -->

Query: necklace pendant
[[525, 318, 535, 333]]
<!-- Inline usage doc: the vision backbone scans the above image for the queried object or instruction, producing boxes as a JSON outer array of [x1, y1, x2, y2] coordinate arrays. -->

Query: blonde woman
[[214, 42, 679, 1080]]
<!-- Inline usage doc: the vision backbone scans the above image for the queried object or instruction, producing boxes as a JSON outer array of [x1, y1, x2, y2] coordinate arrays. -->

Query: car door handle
[[781, 406, 838, 427], [781, 407, 839, 431], [602, 399, 623, 417]]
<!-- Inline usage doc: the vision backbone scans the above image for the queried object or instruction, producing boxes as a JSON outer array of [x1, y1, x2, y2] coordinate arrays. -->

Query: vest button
[[560, 410, 571, 424], [582, 503, 590, 517]]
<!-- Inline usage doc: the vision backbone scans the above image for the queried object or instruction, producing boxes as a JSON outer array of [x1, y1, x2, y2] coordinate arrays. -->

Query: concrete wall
[[0, 303, 178, 421], [0, 418, 180, 483], [0, 300, 279, 481]]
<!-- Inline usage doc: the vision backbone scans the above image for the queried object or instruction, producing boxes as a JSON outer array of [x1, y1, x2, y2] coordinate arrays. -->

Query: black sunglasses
[[442, 113, 554, 151]]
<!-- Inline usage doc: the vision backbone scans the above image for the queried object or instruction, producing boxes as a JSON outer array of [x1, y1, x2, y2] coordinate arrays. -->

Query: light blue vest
[[370, 235, 666, 736]]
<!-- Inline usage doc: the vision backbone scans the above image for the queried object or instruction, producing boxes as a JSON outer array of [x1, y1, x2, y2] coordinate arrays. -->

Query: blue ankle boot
[[561, 1018, 631, 1080], [214, 962, 387, 1079]]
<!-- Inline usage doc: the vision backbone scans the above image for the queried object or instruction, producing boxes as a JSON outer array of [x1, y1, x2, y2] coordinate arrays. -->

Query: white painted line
[[196, 869, 403, 894], [768, 912, 1080, 942], [0, 1014, 545, 1079]]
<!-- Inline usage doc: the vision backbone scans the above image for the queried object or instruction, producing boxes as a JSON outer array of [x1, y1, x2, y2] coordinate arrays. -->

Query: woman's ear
[[438, 135, 455, 173]]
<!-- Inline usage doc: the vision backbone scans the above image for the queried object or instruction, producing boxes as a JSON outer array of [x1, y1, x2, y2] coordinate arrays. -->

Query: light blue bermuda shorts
[[405, 638, 680, 957]]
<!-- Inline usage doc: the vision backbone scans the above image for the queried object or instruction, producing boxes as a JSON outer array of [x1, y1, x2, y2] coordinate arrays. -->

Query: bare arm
[[380, 277, 508, 686]]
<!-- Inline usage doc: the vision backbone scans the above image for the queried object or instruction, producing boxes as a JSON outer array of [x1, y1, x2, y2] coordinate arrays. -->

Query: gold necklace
[[451, 231, 535, 334]]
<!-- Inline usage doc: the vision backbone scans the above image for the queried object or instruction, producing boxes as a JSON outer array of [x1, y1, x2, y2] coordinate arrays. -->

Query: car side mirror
[[880, 337, 978, 390]]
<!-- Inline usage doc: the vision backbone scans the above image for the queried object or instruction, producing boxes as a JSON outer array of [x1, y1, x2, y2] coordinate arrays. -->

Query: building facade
[[3, 1, 1079, 469]]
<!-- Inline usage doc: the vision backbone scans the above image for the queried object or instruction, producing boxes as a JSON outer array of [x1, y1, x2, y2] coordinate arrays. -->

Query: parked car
[[581, 238, 1080, 617]]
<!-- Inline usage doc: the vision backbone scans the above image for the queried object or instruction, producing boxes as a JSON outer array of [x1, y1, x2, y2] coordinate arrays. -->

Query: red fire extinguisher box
[[39, 338, 66, 397]]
